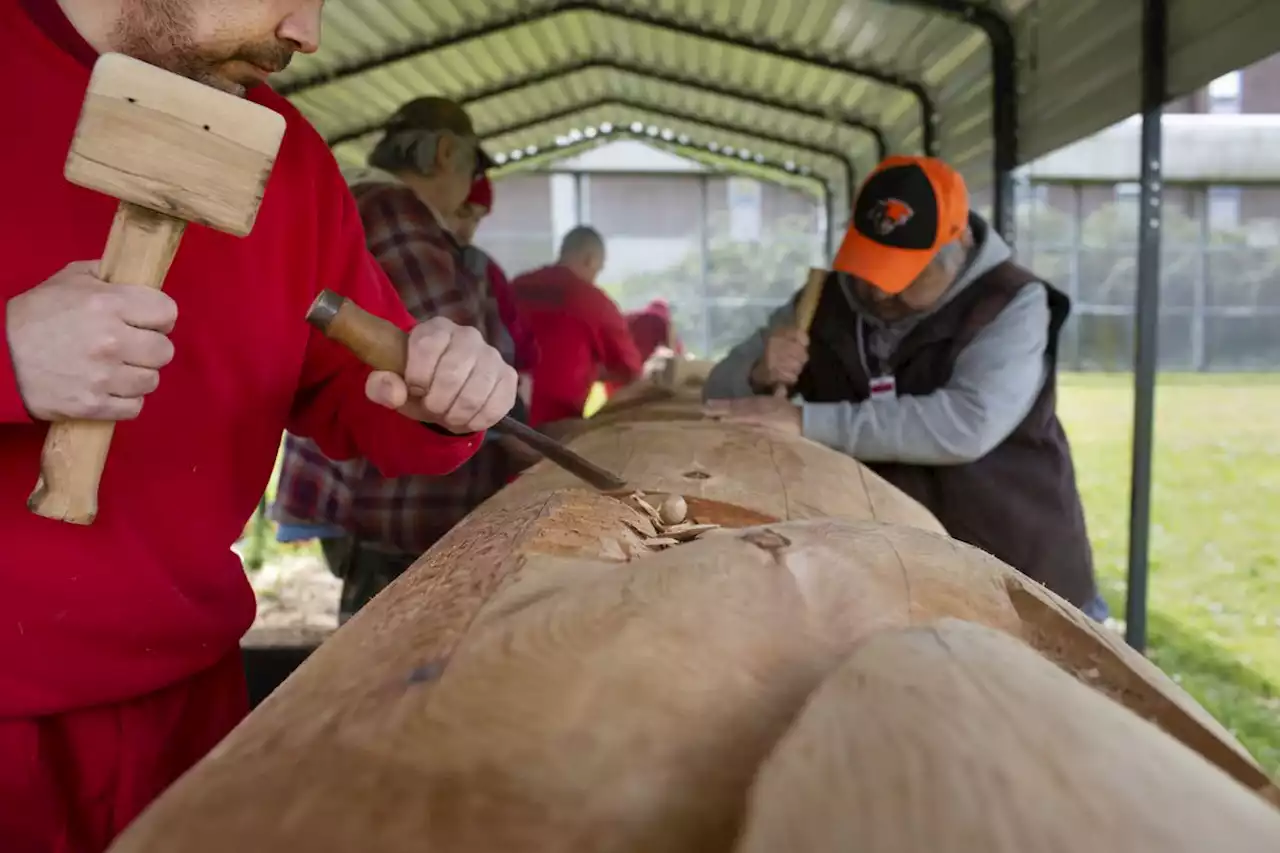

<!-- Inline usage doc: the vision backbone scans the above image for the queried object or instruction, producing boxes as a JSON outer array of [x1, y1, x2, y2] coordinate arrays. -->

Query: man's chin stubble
[[207, 77, 249, 97], [178, 63, 252, 96]]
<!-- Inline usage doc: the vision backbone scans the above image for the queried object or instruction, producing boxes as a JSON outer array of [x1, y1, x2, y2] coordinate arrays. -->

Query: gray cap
[[369, 96, 493, 175]]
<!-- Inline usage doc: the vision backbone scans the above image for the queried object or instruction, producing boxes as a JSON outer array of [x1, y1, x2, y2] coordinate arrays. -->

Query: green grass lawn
[[1058, 373, 1280, 773], [243, 372, 1280, 773]]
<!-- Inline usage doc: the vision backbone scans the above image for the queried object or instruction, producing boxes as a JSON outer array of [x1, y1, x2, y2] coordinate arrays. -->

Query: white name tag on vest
[[869, 375, 897, 400]]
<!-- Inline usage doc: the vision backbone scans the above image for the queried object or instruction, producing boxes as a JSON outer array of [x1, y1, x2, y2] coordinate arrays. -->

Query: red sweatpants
[[0, 651, 248, 853]]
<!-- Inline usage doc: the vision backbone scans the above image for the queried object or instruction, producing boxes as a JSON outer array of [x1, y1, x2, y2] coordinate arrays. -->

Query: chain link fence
[[1013, 180, 1280, 371]]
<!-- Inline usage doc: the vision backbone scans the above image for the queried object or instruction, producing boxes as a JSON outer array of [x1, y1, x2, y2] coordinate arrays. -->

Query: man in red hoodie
[[0, 2, 516, 850], [512, 226, 644, 426]]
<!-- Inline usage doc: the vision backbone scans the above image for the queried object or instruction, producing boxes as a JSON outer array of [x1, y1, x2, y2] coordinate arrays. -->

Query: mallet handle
[[28, 201, 186, 525], [772, 266, 827, 399]]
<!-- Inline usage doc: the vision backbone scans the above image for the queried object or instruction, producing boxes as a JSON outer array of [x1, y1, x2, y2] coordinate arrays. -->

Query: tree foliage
[[603, 212, 822, 358]]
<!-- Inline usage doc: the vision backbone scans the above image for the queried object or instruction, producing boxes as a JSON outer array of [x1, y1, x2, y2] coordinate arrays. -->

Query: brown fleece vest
[[795, 263, 1098, 606]]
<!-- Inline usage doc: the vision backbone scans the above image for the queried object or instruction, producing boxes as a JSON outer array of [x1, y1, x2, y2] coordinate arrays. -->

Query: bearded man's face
[[109, 0, 323, 96]]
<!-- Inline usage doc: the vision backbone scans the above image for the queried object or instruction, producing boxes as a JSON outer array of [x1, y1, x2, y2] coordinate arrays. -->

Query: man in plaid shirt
[[272, 96, 533, 621]]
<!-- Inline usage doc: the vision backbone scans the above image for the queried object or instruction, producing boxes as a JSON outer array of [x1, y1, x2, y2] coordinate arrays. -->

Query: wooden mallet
[[28, 53, 287, 525], [773, 266, 827, 398]]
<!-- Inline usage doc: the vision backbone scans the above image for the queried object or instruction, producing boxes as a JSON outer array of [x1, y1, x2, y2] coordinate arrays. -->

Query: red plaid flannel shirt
[[273, 178, 512, 554]]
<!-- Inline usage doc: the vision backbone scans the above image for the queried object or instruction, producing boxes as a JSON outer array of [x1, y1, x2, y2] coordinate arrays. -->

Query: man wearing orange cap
[[704, 155, 1104, 620]]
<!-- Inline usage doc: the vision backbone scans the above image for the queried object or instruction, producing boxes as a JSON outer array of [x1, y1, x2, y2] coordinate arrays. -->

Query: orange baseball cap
[[832, 155, 970, 295]]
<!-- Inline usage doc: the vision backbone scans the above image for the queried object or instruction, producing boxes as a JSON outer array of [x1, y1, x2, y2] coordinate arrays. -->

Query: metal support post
[[1125, 0, 1168, 652], [824, 185, 837, 259], [886, 1, 1019, 238], [698, 174, 712, 357]]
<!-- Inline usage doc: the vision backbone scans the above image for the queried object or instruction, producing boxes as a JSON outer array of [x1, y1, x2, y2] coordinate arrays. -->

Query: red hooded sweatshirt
[[0, 0, 482, 719], [512, 264, 643, 425], [602, 300, 683, 396]]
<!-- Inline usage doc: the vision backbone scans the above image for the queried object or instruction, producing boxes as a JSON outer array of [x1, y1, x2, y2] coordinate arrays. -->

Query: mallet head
[[64, 52, 287, 235]]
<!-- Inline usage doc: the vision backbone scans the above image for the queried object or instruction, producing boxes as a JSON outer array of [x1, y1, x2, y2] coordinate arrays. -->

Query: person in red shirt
[[602, 299, 686, 396], [0, 2, 517, 850], [451, 173, 494, 243], [512, 226, 644, 426], [628, 299, 684, 361]]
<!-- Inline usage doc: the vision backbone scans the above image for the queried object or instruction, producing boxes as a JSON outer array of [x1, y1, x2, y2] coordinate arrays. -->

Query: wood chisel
[[305, 289, 628, 492]]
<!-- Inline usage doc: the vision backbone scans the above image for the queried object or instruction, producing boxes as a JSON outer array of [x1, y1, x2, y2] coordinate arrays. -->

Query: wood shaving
[[598, 537, 629, 562], [631, 495, 663, 524], [662, 523, 720, 542], [623, 518, 659, 539], [621, 539, 649, 560], [613, 489, 726, 553]]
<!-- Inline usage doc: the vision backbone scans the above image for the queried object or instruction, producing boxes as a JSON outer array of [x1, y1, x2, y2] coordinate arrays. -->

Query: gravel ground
[[244, 554, 339, 645]]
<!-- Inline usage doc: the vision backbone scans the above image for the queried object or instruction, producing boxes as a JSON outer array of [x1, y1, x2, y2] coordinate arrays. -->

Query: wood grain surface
[[109, 383, 1277, 851], [735, 618, 1280, 853]]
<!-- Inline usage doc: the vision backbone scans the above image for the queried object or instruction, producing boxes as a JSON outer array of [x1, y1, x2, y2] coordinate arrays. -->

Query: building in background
[[1011, 52, 1280, 372], [477, 52, 1280, 369], [478, 140, 825, 359]]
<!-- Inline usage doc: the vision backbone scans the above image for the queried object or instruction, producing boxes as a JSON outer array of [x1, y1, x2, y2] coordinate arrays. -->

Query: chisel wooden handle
[[773, 266, 827, 399], [305, 291, 629, 492], [28, 203, 186, 525], [306, 289, 410, 376]]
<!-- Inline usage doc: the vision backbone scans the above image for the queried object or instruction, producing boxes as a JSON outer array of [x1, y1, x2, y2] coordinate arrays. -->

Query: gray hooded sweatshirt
[[702, 214, 1051, 466]]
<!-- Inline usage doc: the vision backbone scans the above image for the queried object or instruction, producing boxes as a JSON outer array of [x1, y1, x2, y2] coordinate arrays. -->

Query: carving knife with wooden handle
[[305, 290, 629, 493]]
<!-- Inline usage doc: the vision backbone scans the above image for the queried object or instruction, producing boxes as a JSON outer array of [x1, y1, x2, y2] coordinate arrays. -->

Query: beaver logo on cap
[[868, 198, 914, 236]]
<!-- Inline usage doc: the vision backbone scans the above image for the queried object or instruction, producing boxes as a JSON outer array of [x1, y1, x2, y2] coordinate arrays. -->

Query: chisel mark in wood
[[881, 536, 914, 621], [767, 441, 792, 519], [740, 529, 792, 561], [407, 659, 447, 685], [485, 585, 564, 622]]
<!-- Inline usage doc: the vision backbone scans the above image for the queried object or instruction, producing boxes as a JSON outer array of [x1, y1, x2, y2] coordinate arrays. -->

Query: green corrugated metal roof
[[272, 0, 1280, 212]]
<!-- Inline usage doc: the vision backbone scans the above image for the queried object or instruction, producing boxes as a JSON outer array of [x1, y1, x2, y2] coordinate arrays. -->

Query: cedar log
[[111, 400, 1278, 851], [735, 619, 1280, 853]]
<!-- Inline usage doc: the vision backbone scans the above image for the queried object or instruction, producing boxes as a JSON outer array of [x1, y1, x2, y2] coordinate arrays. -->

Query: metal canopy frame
[[496, 128, 838, 254], [328, 66, 865, 206], [476, 97, 856, 201], [278, 1, 934, 150], [288, 1, 1021, 236], [887, 0, 1017, 239], [500, 130, 832, 208], [326, 58, 888, 163], [286, 0, 1193, 654], [502, 129, 831, 192]]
